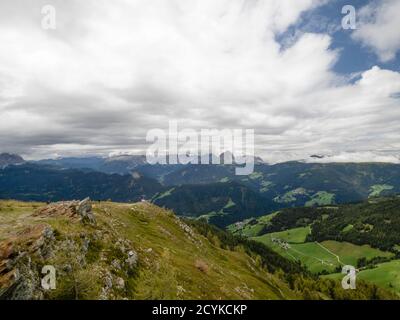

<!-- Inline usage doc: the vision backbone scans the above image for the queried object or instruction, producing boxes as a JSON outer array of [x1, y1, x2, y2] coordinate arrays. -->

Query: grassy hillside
[[0, 200, 394, 300], [0, 200, 289, 299]]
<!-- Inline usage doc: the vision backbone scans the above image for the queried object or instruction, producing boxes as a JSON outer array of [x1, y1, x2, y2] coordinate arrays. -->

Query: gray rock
[[125, 250, 138, 269], [77, 198, 96, 225], [111, 259, 122, 270], [115, 277, 125, 290], [82, 238, 90, 253], [104, 272, 113, 289], [43, 227, 54, 240]]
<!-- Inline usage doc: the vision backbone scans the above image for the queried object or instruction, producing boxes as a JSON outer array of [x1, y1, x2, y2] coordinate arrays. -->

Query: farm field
[[268, 226, 311, 243], [324, 260, 400, 293], [251, 227, 393, 274], [321, 240, 393, 267]]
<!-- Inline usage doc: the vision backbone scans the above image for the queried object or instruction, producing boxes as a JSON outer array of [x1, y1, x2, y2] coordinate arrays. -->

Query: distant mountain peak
[[0, 153, 25, 167], [254, 156, 265, 164]]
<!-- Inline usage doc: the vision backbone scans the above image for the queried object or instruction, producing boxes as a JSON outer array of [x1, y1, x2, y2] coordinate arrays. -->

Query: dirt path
[[315, 242, 344, 266]]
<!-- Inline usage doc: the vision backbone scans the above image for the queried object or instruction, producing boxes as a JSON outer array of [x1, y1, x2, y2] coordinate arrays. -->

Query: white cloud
[[0, 0, 399, 163], [353, 0, 400, 62], [258, 151, 400, 165], [304, 152, 400, 164]]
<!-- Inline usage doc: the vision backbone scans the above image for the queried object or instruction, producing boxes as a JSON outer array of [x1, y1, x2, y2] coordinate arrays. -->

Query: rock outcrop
[[34, 198, 96, 225], [1, 199, 98, 299], [0, 224, 55, 299]]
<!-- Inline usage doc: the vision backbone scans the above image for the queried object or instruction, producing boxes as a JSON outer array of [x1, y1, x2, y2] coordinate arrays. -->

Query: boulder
[[77, 198, 96, 225], [125, 250, 138, 269]]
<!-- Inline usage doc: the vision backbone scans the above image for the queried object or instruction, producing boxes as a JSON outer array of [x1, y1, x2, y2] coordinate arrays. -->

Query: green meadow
[[251, 226, 393, 274], [324, 260, 400, 293]]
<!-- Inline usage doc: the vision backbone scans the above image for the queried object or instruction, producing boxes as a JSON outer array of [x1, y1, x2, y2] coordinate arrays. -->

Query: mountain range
[[1, 153, 400, 227]]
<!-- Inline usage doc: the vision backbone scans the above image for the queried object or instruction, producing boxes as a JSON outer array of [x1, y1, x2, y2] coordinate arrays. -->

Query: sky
[[0, 0, 399, 163]]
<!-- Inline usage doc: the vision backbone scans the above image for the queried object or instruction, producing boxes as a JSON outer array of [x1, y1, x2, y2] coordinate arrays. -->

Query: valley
[[229, 196, 400, 294]]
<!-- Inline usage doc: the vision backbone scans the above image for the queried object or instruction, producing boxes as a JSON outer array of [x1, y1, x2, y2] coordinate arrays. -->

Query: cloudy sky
[[0, 0, 400, 163]]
